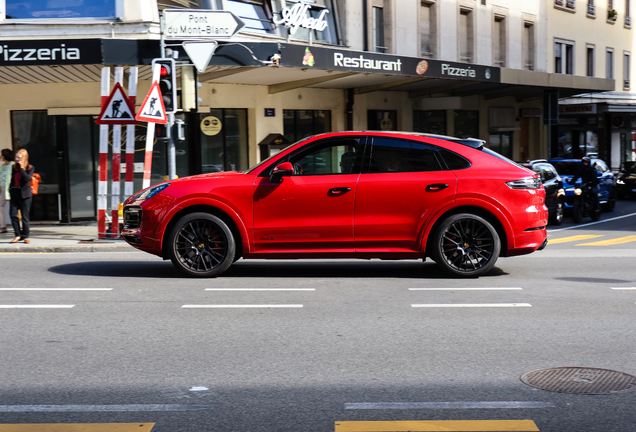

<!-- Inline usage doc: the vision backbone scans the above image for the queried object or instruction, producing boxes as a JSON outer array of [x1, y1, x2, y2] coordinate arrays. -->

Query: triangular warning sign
[[96, 82, 137, 125], [135, 81, 168, 124]]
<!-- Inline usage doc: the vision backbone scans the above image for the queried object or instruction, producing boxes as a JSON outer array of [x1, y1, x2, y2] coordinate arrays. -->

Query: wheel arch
[[161, 205, 245, 260], [423, 206, 509, 258]]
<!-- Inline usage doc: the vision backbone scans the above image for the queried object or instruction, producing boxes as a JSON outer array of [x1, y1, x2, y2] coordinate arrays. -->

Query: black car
[[616, 161, 636, 199], [519, 160, 565, 225]]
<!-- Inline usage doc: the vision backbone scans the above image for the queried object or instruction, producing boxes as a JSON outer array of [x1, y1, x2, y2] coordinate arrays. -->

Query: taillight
[[505, 176, 542, 190]]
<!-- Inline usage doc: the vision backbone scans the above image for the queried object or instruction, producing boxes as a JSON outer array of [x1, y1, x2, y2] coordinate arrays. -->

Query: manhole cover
[[521, 367, 636, 395]]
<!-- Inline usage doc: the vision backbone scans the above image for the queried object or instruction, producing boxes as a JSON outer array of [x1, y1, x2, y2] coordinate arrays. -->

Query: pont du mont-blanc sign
[[163, 9, 245, 39]]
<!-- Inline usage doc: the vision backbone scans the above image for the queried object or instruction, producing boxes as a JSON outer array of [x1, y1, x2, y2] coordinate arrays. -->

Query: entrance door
[[67, 116, 96, 219]]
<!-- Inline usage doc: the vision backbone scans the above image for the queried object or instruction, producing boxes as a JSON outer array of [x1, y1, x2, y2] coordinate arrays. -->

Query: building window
[[420, 1, 437, 58], [5, 0, 115, 19], [459, 8, 474, 63], [488, 132, 512, 159], [523, 22, 535, 70], [626, 0, 631, 25], [283, 110, 332, 143], [413, 110, 446, 135], [588, 0, 596, 16], [373, 6, 386, 52], [555, 40, 574, 74], [454, 110, 479, 138], [493, 15, 506, 67], [200, 109, 249, 173], [226, 0, 276, 35], [587, 45, 595, 77], [607, 48, 614, 78], [624, 52, 631, 89]]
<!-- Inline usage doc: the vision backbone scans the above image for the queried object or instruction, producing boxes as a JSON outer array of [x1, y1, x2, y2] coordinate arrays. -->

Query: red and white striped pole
[[142, 63, 161, 190], [125, 67, 138, 199], [110, 67, 124, 237], [98, 67, 110, 239]]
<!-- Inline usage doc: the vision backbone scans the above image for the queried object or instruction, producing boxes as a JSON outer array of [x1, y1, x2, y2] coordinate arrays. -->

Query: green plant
[[608, 8, 618, 19]]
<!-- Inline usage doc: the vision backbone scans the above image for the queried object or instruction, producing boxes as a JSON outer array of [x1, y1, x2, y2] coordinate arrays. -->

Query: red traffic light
[[160, 65, 170, 76]]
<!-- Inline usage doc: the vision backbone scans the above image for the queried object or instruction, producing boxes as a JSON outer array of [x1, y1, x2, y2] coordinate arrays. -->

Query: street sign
[[96, 82, 136, 125], [183, 41, 219, 73], [163, 9, 245, 39], [135, 81, 168, 124]]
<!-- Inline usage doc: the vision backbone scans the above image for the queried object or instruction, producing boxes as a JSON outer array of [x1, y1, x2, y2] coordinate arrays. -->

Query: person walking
[[0, 149, 14, 234], [9, 149, 35, 244]]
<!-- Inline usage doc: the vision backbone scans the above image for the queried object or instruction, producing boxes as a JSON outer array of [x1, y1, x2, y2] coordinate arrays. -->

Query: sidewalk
[[0, 222, 133, 253]]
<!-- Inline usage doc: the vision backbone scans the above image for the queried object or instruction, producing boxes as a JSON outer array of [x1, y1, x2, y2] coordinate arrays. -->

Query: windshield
[[551, 161, 580, 176]]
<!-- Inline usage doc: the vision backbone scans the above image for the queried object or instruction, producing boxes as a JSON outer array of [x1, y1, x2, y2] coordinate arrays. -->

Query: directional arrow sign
[[163, 9, 245, 39]]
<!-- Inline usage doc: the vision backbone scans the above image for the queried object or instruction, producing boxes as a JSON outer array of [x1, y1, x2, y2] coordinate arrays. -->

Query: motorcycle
[[572, 182, 601, 223]]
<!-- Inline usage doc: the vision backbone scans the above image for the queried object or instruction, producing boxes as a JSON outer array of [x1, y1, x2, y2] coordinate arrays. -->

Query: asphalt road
[[1, 200, 635, 432]]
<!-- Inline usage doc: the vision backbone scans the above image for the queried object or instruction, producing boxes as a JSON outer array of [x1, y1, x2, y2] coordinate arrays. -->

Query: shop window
[[283, 110, 332, 143], [488, 132, 512, 159], [420, 1, 437, 58], [413, 110, 446, 135], [5, 0, 115, 19], [368, 110, 397, 131], [555, 39, 574, 74], [227, 0, 276, 35], [200, 109, 248, 174], [454, 110, 479, 138]]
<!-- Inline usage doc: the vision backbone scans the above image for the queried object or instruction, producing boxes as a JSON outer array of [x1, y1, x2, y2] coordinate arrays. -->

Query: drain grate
[[521, 367, 636, 395]]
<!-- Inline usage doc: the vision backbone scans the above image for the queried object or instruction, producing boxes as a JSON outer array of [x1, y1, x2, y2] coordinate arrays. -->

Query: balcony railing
[[587, 4, 595, 15], [626, 16, 632, 26]]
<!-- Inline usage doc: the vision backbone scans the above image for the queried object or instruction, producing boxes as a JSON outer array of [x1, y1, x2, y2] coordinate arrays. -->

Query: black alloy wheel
[[168, 212, 236, 277], [430, 213, 501, 277]]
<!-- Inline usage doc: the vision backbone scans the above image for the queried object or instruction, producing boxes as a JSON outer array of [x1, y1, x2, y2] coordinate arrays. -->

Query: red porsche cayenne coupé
[[122, 132, 548, 278]]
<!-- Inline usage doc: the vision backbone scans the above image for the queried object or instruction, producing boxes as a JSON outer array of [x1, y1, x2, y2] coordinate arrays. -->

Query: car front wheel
[[429, 213, 501, 277], [550, 198, 564, 225], [168, 212, 236, 278]]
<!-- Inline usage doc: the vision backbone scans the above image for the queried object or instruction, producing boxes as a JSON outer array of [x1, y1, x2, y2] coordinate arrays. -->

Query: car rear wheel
[[429, 213, 501, 277], [168, 212, 236, 278], [550, 198, 564, 225]]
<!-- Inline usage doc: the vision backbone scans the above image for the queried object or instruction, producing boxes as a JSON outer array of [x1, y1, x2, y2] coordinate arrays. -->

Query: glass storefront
[[368, 110, 397, 131], [413, 110, 446, 135], [283, 110, 331, 143], [454, 110, 479, 138], [200, 109, 248, 173]]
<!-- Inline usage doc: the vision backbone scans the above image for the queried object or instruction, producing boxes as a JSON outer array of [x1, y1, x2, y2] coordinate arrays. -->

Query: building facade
[[0, 0, 615, 224]]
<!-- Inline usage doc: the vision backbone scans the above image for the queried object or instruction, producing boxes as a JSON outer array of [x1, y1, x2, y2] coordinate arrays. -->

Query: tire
[[572, 200, 583, 223], [429, 213, 501, 277], [590, 201, 602, 221], [168, 212, 236, 278], [604, 188, 616, 212], [550, 198, 564, 226]]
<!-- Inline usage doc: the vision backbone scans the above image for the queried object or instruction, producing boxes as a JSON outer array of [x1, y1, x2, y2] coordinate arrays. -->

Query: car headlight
[[506, 176, 542, 190], [617, 179, 625, 185], [574, 188, 582, 196], [135, 183, 170, 201]]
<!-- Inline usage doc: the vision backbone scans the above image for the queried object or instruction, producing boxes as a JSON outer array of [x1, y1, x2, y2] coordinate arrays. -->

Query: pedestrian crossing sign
[[96, 82, 137, 125], [135, 81, 168, 124]]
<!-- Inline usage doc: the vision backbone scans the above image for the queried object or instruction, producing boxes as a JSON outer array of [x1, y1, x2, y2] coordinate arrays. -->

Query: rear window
[[482, 147, 523, 168]]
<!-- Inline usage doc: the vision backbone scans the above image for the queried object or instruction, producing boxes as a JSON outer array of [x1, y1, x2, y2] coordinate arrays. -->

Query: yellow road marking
[[335, 420, 539, 431], [548, 235, 603, 244], [576, 235, 636, 246], [0, 424, 154, 432]]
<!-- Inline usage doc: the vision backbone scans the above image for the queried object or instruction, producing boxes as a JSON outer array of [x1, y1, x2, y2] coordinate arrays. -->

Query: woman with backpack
[[9, 149, 35, 244]]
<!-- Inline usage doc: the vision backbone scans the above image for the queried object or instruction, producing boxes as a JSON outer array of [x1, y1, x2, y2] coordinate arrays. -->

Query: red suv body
[[122, 132, 548, 277]]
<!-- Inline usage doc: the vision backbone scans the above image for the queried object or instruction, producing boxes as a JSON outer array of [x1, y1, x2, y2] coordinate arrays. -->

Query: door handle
[[328, 187, 352, 196], [425, 183, 449, 192]]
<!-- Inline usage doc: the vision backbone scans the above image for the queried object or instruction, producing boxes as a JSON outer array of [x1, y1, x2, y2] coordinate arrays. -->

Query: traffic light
[[152, 58, 177, 114], [180, 65, 201, 112]]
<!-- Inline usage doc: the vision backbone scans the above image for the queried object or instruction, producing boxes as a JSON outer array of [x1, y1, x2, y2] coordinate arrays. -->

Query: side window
[[368, 138, 443, 173], [438, 149, 471, 170], [290, 138, 362, 175]]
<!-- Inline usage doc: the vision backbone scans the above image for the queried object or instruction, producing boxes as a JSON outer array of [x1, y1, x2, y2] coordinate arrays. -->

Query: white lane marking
[[0, 305, 75, 309], [345, 401, 555, 410], [182, 304, 303, 308], [549, 212, 636, 232], [204, 288, 315, 291], [0, 404, 213, 412], [611, 287, 636, 290], [411, 303, 531, 308], [0, 288, 112, 291], [409, 287, 523, 291]]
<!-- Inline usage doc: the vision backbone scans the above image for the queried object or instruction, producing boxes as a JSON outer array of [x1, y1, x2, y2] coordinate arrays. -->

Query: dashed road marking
[[547, 235, 603, 244], [182, 304, 303, 308], [0, 404, 212, 412], [411, 303, 531, 308], [0, 305, 75, 309], [576, 235, 636, 246], [409, 288, 522, 291], [205, 288, 315, 291], [334, 419, 540, 431], [0, 288, 112, 291], [0, 424, 154, 432], [345, 401, 554, 409]]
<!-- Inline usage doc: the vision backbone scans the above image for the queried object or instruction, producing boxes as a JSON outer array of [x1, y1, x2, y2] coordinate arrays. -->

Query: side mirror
[[270, 161, 294, 183]]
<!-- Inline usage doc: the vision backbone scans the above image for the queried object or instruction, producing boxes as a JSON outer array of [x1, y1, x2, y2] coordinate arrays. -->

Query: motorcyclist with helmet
[[571, 156, 600, 209]]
